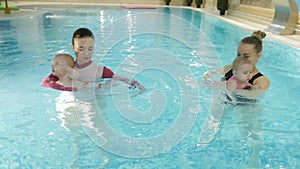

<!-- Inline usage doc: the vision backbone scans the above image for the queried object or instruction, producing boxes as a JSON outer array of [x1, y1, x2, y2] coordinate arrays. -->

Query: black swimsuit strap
[[248, 72, 263, 84], [223, 69, 264, 85], [223, 69, 233, 81]]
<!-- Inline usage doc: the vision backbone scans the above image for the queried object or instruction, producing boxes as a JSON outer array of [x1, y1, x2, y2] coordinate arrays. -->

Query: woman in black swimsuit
[[203, 30, 270, 91]]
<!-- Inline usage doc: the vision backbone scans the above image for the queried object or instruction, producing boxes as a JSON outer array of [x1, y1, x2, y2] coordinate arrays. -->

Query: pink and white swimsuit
[[75, 60, 114, 82], [40, 74, 77, 92], [228, 76, 251, 89]]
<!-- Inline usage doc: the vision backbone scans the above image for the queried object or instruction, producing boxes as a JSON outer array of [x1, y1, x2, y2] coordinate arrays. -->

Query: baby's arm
[[41, 76, 77, 91], [226, 79, 237, 91]]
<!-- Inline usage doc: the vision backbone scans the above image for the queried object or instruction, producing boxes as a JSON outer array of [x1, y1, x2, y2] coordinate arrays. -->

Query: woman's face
[[237, 42, 261, 65], [72, 37, 94, 65]]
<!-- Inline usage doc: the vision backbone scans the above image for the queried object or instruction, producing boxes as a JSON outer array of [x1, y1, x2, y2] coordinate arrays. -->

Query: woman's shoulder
[[253, 74, 270, 90], [223, 64, 232, 73]]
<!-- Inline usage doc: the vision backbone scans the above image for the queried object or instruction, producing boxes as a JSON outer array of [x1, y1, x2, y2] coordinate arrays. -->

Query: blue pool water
[[1, 4, 300, 168]]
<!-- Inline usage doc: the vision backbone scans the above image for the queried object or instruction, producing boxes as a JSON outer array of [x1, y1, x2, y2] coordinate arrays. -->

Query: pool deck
[[1, 1, 300, 49]]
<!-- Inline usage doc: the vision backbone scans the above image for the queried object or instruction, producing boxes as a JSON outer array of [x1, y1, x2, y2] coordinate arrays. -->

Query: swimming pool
[[1, 4, 300, 168]]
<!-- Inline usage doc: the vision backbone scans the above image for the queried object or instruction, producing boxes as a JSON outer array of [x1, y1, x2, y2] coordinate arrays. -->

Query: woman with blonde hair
[[203, 30, 270, 92]]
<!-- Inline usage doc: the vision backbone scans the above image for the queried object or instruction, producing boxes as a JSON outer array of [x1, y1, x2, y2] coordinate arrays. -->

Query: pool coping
[[1, 1, 300, 49]]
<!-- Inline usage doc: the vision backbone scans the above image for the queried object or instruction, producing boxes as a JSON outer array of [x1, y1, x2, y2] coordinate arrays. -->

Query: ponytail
[[241, 30, 266, 53], [251, 30, 266, 41]]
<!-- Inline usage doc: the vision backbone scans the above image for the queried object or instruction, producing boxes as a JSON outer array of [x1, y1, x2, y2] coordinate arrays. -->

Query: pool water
[[1, 4, 300, 168]]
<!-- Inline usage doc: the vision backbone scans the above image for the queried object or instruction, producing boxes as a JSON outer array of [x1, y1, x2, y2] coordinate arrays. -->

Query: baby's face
[[235, 63, 253, 82], [52, 57, 68, 77], [72, 37, 94, 65]]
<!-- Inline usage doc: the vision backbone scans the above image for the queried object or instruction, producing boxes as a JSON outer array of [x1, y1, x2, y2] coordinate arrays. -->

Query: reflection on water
[[233, 104, 264, 168], [198, 87, 265, 168], [55, 91, 109, 168]]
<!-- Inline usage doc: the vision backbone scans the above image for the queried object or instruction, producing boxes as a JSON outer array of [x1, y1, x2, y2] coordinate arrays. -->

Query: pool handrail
[[266, 0, 298, 35]]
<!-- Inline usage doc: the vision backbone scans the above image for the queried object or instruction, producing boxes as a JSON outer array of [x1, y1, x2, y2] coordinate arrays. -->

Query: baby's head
[[232, 57, 253, 82], [52, 53, 74, 77]]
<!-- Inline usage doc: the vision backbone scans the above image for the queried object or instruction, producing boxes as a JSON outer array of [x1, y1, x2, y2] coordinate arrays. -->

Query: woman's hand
[[112, 75, 146, 96]]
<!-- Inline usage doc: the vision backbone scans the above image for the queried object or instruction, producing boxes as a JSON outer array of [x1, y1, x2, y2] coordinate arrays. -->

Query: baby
[[52, 54, 78, 84], [41, 53, 98, 91], [226, 57, 259, 91]]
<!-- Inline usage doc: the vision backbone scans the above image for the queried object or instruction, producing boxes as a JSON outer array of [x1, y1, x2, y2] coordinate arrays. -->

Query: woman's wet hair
[[240, 30, 266, 53], [72, 28, 95, 45]]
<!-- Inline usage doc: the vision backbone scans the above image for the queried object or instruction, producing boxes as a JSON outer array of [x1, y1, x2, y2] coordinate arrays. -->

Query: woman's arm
[[112, 75, 144, 88], [202, 64, 232, 82], [232, 76, 270, 99], [232, 89, 265, 100], [226, 75, 269, 100], [253, 76, 270, 90], [226, 79, 237, 91], [97, 66, 146, 95], [112, 75, 146, 95]]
